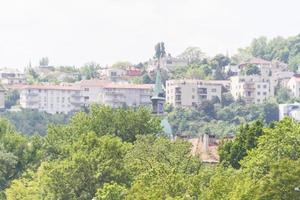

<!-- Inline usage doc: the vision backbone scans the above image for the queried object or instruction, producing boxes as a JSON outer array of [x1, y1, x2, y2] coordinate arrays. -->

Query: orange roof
[[78, 79, 153, 90], [240, 57, 271, 67], [77, 79, 110, 87], [12, 84, 80, 91], [104, 83, 153, 90], [188, 137, 220, 163]]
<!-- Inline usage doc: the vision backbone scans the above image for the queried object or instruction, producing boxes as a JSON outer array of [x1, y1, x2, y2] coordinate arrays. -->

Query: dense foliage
[[0, 105, 299, 199], [0, 109, 69, 136], [233, 34, 300, 71], [166, 97, 278, 137]]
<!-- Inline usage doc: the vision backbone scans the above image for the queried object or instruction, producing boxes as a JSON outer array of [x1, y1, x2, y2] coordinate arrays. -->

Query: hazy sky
[[0, 0, 300, 68]]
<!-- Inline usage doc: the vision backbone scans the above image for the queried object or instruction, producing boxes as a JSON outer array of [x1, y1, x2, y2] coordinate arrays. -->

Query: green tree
[[80, 62, 101, 79], [219, 121, 264, 169], [125, 135, 203, 199], [245, 64, 261, 75], [94, 183, 127, 200]]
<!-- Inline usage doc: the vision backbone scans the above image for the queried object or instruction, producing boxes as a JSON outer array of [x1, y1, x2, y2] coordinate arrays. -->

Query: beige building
[[287, 75, 300, 98], [78, 79, 153, 107], [230, 75, 275, 104], [19, 84, 83, 114], [166, 79, 223, 107]]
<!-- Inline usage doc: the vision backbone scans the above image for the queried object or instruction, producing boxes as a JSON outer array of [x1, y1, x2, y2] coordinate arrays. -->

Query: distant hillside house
[[287, 74, 300, 98], [0, 68, 26, 85]]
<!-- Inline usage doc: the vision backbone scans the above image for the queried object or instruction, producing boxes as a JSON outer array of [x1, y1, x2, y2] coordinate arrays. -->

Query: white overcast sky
[[0, 0, 300, 68]]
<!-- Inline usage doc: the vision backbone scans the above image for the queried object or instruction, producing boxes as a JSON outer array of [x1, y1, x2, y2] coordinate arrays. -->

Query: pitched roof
[[11, 84, 81, 91], [78, 79, 153, 90], [239, 57, 271, 67], [104, 83, 153, 90], [153, 69, 164, 96], [188, 137, 220, 163]]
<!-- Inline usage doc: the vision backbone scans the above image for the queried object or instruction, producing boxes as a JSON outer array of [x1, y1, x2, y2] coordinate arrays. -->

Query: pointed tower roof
[[153, 69, 163, 97]]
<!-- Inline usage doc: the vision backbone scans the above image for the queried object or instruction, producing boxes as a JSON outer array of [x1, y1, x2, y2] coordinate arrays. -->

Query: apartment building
[[0, 68, 26, 85], [78, 79, 153, 107], [166, 79, 223, 107], [230, 75, 275, 104], [287, 75, 300, 98], [19, 84, 83, 114]]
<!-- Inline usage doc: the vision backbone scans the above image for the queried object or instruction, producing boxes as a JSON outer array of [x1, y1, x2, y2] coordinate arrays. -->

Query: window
[[192, 95, 195, 99], [257, 92, 260, 95], [84, 88, 89, 91], [211, 88, 216, 92], [263, 92, 267, 95], [192, 88, 195, 92], [257, 85, 260, 88], [263, 85, 267, 89]]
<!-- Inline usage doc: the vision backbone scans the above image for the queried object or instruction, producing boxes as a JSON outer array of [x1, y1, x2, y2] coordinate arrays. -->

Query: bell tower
[[151, 69, 165, 114]]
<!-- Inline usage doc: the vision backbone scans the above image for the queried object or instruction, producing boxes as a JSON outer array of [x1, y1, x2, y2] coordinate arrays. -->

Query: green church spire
[[153, 69, 163, 97]]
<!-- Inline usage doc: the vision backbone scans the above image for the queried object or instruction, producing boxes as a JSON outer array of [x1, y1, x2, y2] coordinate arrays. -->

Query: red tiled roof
[[239, 57, 271, 67], [103, 83, 153, 90], [11, 84, 80, 91], [78, 79, 153, 90], [188, 138, 220, 163], [77, 79, 110, 87]]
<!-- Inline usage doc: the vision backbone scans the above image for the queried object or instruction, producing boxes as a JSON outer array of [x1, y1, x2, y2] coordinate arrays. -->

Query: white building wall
[[230, 75, 275, 104], [166, 79, 223, 107], [20, 87, 83, 114]]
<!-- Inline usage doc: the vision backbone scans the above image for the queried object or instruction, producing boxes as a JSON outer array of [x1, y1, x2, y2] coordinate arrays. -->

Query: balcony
[[26, 92, 38, 97], [243, 84, 255, 90], [197, 88, 207, 95], [71, 93, 81, 98], [70, 101, 83, 106], [105, 91, 124, 97]]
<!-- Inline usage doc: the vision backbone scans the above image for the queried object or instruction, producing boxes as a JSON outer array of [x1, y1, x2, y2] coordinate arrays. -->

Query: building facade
[[19, 85, 83, 114], [166, 79, 223, 107], [230, 75, 275, 104], [78, 79, 153, 107]]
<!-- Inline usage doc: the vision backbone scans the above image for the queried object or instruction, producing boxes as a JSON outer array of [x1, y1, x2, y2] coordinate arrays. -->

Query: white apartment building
[[166, 79, 223, 107], [19, 85, 83, 114], [78, 79, 153, 107], [287, 75, 300, 98], [0, 68, 26, 85], [230, 75, 275, 104]]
